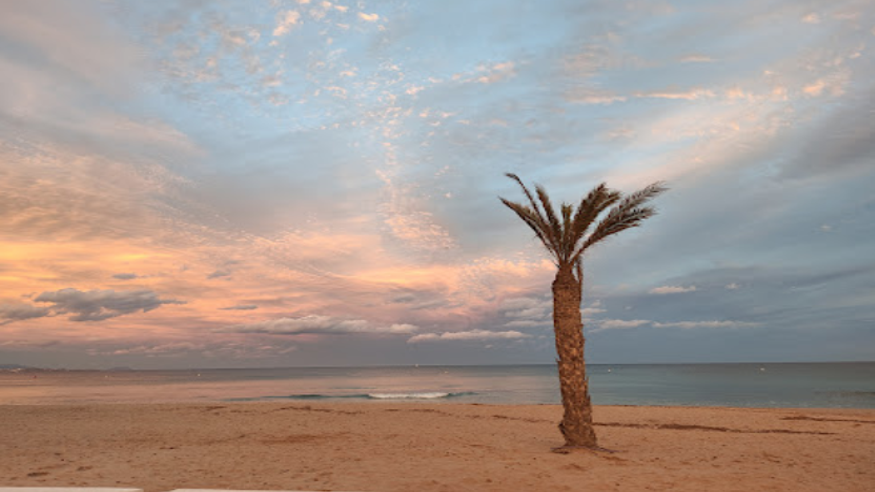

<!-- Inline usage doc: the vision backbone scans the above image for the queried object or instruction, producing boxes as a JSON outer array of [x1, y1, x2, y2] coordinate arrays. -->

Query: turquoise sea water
[[1, 363, 873, 408]]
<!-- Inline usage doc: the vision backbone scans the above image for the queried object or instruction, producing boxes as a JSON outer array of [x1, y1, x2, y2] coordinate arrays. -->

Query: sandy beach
[[1, 403, 873, 492]]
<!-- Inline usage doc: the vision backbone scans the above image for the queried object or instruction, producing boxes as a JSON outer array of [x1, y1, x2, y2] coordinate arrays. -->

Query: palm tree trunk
[[552, 264, 598, 448]]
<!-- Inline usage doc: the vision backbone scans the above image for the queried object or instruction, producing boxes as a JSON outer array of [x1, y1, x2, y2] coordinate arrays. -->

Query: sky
[[1, 0, 873, 369]]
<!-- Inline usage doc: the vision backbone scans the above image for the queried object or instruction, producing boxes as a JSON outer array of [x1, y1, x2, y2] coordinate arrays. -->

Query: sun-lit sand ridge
[[1, 403, 874, 492]]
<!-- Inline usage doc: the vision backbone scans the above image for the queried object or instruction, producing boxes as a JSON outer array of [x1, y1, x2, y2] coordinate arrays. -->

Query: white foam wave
[[367, 392, 450, 400]]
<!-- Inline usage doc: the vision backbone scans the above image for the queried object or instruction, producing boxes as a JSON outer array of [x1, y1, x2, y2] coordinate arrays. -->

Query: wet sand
[[1, 403, 873, 491]]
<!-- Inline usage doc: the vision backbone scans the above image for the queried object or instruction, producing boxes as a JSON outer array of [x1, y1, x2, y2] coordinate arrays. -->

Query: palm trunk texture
[[552, 265, 598, 448]]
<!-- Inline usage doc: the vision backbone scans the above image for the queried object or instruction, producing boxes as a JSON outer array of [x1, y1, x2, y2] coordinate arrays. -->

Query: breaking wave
[[368, 392, 459, 400], [225, 391, 477, 402]]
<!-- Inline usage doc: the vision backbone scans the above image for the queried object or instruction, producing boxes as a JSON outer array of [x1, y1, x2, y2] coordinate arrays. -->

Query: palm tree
[[500, 173, 666, 449]]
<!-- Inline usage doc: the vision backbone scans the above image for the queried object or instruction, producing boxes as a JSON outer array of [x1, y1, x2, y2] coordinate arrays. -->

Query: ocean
[[1, 362, 873, 408]]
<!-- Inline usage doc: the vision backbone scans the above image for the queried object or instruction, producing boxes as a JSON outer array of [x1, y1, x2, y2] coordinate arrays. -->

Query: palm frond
[[499, 198, 558, 260], [503, 174, 562, 255], [568, 183, 621, 254], [617, 181, 668, 212], [535, 185, 563, 252], [505, 173, 542, 216], [574, 181, 667, 258], [503, 175, 666, 268], [582, 206, 657, 251]]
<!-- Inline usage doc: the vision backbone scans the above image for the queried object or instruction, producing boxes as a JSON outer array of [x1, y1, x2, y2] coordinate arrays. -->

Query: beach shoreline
[[2, 402, 873, 491]]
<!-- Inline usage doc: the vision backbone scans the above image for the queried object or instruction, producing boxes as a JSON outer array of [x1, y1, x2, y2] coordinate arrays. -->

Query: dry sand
[[1, 403, 873, 492]]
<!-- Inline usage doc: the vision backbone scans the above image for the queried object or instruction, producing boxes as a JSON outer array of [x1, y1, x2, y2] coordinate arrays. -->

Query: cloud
[[582, 300, 606, 316], [501, 297, 550, 317], [725, 86, 753, 100], [589, 319, 652, 333], [500, 297, 547, 311], [273, 10, 301, 37], [803, 80, 827, 96], [358, 12, 379, 22], [407, 329, 531, 343], [781, 83, 874, 180], [33, 288, 185, 322], [0, 339, 62, 349], [0, 304, 52, 325], [105, 340, 300, 360], [219, 304, 259, 310], [261, 74, 282, 87], [560, 41, 646, 80], [802, 13, 820, 24], [0, 1, 144, 95], [590, 318, 759, 332], [653, 321, 759, 329], [649, 285, 698, 295], [504, 320, 548, 328], [390, 293, 417, 304], [207, 270, 231, 279], [112, 273, 140, 280], [388, 323, 420, 333], [476, 61, 517, 84], [111, 342, 204, 356], [565, 88, 627, 105], [634, 88, 715, 100], [383, 288, 452, 311], [376, 171, 459, 254], [222, 315, 419, 335], [0, 4, 198, 158], [500, 296, 553, 328], [679, 54, 715, 63], [600, 319, 650, 329]]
